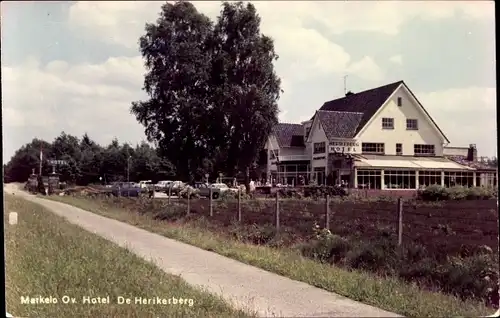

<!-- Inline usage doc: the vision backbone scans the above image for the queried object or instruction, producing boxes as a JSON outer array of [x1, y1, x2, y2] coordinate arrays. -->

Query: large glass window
[[357, 170, 382, 189], [384, 170, 416, 189], [444, 171, 474, 187], [418, 170, 441, 187], [361, 143, 385, 154], [414, 144, 435, 156]]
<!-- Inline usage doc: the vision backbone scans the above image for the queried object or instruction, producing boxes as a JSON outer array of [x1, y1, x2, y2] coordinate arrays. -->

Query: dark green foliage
[[4, 132, 175, 185], [417, 185, 497, 201]]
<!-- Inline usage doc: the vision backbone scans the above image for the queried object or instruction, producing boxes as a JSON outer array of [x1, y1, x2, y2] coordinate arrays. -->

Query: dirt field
[[151, 198, 498, 258]]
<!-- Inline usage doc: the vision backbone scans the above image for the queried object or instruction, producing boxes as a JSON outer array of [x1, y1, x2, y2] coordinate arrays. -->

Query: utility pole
[[127, 156, 131, 183], [39, 144, 43, 176]]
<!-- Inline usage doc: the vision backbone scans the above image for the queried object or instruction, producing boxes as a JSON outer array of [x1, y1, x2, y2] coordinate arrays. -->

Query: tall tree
[[210, 1, 281, 191], [130, 1, 214, 182]]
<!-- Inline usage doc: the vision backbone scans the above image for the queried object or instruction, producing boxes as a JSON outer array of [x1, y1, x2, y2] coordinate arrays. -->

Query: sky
[[1, 1, 497, 163]]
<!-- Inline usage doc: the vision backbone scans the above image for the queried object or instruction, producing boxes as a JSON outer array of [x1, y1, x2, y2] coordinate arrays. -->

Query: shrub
[[417, 185, 448, 201], [299, 223, 352, 263], [179, 186, 199, 199], [302, 185, 348, 199], [345, 239, 399, 274], [436, 255, 499, 303], [228, 223, 277, 245], [418, 185, 496, 201]]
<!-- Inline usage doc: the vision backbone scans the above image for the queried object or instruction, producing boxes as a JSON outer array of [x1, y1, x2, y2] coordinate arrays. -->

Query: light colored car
[[155, 180, 173, 191], [211, 183, 238, 193], [138, 180, 153, 189], [170, 181, 185, 195]]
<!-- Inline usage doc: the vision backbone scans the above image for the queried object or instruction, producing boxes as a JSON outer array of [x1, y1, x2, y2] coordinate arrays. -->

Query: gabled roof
[[316, 110, 363, 140], [318, 81, 403, 135], [271, 123, 305, 148]]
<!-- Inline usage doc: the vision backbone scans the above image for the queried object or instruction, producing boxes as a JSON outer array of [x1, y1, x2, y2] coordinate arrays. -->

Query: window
[[406, 119, 418, 130], [396, 143, 403, 155], [313, 142, 326, 154], [269, 151, 277, 160], [313, 167, 326, 185], [361, 142, 385, 154], [478, 172, 497, 188], [382, 118, 394, 129], [305, 127, 311, 140], [357, 170, 382, 189], [418, 171, 441, 187], [444, 171, 474, 187], [397, 97, 402, 107], [384, 170, 416, 189], [414, 144, 435, 156]]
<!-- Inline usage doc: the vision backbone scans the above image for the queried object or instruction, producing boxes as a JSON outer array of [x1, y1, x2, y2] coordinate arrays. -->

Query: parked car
[[155, 180, 173, 191], [111, 182, 142, 197], [197, 183, 236, 199], [170, 181, 185, 195], [138, 180, 153, 189]]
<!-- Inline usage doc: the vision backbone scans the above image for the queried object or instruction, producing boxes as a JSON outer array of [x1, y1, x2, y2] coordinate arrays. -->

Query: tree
[[131, 1, 281, 192], [4, 138, 52, 183], [209, 1, 281, 191], [130, 1, 214, 183]]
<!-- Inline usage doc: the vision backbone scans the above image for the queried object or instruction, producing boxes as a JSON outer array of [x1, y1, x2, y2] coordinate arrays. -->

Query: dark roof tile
[[316, 111, 363, 139], [319, 81, 403, 135], [272, 123, 304, 148]]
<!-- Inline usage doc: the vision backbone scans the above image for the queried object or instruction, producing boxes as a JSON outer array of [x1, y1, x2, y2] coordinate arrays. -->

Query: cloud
[[389, 55, 403, 65], [2, 56, 149, 161], [68, 1, 495, 48], [347, 56, 384, 81], [417, 87, 497, 156]]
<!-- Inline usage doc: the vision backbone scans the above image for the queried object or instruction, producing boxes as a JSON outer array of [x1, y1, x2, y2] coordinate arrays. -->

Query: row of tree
[[130, 1, 281, 191], [4, 132, 176, 185]]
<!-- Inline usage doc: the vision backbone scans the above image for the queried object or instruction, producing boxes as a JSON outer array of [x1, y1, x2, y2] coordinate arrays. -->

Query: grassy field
[[4, 194, 252, 318], [44, 194, 497, 317]]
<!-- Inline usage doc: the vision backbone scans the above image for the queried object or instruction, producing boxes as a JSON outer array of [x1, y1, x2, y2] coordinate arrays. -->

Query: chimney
[[467, 144, 477, 162], [345, 91, 354, 97]]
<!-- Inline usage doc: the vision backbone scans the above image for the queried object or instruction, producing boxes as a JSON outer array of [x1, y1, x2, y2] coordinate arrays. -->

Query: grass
[[45, 194, 496, 317], [4, 194, 253, 318]]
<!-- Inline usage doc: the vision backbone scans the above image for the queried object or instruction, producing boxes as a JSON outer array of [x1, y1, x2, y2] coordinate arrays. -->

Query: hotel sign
[[329, 141, 359, 154]]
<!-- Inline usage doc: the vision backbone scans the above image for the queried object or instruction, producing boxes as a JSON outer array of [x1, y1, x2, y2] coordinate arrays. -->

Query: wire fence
[[139, 190, 498, 255]]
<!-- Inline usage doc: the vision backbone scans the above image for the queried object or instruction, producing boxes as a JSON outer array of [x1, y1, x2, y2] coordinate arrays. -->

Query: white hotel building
[[264, 81, 498, 189]]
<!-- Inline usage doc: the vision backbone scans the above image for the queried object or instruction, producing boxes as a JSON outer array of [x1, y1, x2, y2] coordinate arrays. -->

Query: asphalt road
[[5, 184, 401, 317]]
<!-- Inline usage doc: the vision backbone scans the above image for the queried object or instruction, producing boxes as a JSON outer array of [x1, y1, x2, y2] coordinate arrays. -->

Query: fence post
[[238, 188, 242, 222], [168, 186, 172, 205], [275, 191, 280, 231], [187, 191, 191, 216], [209, 187, 213, 217], [325, 195, 330, 230], [397, 197, 403, 248]]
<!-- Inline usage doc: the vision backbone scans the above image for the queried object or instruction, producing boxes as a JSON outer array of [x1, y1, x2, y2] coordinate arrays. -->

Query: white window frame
[[444, 171, 474, 187], [396, 143, 403, 156], [414, 144, 435, 156], [356, 170, 382, 189], [418, 170, 441, 187], [384, 170, 416, 189], [406, 119, 418, 130], [361, 142, 385, 154], [313, 142, 326, 154], [381, 117, 394, 130]]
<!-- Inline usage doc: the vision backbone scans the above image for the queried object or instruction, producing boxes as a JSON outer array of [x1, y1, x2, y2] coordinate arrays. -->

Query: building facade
[[265, 81, 498, 189]]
